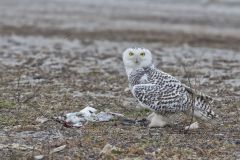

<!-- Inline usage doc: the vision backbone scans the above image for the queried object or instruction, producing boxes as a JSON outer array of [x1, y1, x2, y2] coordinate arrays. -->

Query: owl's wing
[[132, 84, 188, 112], [152, 70, 181, 86]]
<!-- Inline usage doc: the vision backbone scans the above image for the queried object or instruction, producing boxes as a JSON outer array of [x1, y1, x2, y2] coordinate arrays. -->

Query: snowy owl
[[122, 47, 218, 127]]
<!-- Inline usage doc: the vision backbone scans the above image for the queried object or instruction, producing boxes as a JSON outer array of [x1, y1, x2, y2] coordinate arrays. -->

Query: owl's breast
[[139, 74, 149, 84]]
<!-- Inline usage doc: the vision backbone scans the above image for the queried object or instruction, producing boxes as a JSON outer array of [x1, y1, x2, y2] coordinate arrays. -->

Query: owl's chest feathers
[[128, 67, 175, 90], [128, 67, 159, 87], [128, 73, 146, 88], [139, 74, 148, 83]]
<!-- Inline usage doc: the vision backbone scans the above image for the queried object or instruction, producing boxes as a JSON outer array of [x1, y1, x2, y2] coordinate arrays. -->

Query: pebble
[[35, 117, 48, 124], [50, 145, 66, 154], [124, 87, 130, 92], [100, 143, 121, 155], [100, 144, 115, 155], [185, 122, 199, 130], [34, 155, 44, 160]]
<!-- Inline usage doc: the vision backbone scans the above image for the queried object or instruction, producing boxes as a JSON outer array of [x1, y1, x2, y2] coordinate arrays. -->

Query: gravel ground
[[0, 0, 239, 159]]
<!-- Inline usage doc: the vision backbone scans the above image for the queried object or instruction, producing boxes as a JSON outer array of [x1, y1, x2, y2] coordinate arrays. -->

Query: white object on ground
[[79, 106, 97, 117], [100, 143, 118, 155], [124, 87, 130, 92], [11, 143, 34, 150], [57, 106, 121, 128], [107, 112, 124, 117], [185, 122, 199, 130], [35, 117, 48, 124], [34, 155, 44, 160], [50, 145, 66, 154], [96, 112, 114, 121], [101, 144, 114, 154], [147, 112, 168, 128]]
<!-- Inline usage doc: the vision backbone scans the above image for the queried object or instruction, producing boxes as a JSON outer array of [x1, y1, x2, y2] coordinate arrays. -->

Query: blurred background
[[1, 0, 240, 48], [0, 0, 239, 159]]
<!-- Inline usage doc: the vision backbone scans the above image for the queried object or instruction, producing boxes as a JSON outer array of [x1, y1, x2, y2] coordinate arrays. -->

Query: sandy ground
[[0, 0, 239, 159]]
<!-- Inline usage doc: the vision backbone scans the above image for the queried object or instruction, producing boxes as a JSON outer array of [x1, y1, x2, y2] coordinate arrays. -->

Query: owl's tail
[[192, 94, 219, 120], [184, 85, 219, 120]]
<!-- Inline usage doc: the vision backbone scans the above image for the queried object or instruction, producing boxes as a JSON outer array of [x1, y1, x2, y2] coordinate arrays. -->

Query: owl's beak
[[135, 57, 140, 64]]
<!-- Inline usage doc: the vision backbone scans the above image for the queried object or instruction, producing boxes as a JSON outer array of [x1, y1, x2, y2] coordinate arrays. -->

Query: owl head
[[122, 47, 153, 73]]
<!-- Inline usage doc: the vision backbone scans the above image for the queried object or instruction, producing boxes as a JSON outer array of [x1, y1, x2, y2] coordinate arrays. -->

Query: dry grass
[[0, 35, 239, 159]]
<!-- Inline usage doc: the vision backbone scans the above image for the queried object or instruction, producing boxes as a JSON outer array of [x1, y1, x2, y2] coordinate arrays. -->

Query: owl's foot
[[147, 112, 168, 128]]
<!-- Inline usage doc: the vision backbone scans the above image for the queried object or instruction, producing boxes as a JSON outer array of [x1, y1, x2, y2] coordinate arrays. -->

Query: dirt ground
[[0, 0, 240, 159]]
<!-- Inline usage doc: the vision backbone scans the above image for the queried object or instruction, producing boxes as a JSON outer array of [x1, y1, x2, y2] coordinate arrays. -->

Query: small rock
[[100, 144, 122, 155], [50, 145, 66, 154], [101, 144, 115, 155], [12, 125, 22, 129], [124, 87, 130, 92], [11, 143, 33, 150], [34, 155, 44, 160], [155, 148, 162, 154], [36, 117, 48, 124], [148, 113, 168, 128], [72, 91, 83, 97], [185, 122, 199, 130]]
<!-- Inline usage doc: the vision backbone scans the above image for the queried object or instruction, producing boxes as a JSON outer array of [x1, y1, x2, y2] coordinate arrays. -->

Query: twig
[[174, 55, 196, 132], [182, 64, 195, 132], [16, 73, 21, 104]]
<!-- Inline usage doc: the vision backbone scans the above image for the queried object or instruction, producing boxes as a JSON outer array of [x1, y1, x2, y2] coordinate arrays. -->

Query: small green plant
[[0, 99, 16, 109]]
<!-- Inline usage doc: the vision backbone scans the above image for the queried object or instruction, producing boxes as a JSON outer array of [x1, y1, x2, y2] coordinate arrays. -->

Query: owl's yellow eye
[[140, 52, 145, 56], [129, 52, 134, 56]]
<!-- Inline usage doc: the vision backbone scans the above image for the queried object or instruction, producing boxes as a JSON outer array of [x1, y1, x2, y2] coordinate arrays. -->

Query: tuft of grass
[[0, 114, 18, 126], [0, 99, 16, 109], [125, 108, 151, 118]]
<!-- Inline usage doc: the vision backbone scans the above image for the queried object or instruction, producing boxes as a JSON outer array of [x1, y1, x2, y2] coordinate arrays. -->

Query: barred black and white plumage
[[122, 47, 218, 124]]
